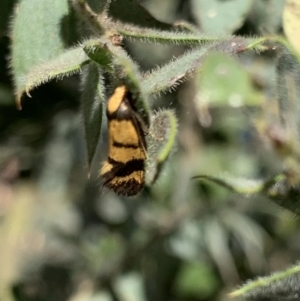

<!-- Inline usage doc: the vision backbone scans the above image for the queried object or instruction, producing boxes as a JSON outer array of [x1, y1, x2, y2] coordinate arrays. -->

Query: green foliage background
[[1, 0, 300, 301]]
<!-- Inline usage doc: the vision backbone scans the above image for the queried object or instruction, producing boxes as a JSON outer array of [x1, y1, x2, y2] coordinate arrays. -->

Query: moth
[[100, 85, 148, 196]]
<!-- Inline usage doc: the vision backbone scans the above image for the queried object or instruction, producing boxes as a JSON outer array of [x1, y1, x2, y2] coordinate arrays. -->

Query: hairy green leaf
[[83, 38, 114, 71], [10, 0, 73, 104], [230, 262, 300, 300], [115, 23, 219, 45], [142, 38, 252, 97], [142, 47, 208, 96], [146, 110, 178, 185], [24, 47, 90, 102]]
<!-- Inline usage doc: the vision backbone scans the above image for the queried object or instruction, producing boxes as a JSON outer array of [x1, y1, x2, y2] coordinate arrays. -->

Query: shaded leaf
[[70, 0, 106, 35], [108, 0, 173, 30], [81, 63, 104, 172], [0, 84, 14, 106], [0, 0, 15, 36], [86, 0, 109, 14], [276, 47, 300, 139]]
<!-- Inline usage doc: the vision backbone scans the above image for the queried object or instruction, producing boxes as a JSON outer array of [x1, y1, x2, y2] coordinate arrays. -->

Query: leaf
[[190, 0, 253, 35], [193, 173, 300, 216], [175, 262, 218, 298], [108, 0, 173, 31], [85, 0, 109, 13], [283, 0, 300, 55], [198, 52, 260, 106], [204, 217, 239, 283], [142, 38, 255, 97], [192, 174, 265, 195], [145, 110, 178, 185], [69, 0, 106, 35], [83, 38, 114, 71], [264, 173, 300, 216], [0, 0, 15, 36], [115, 24, 220, 46], [142, 47, 208, 96], [80, 63, 104, 172], [230, 262, 300, 300], [10, 0, 74, 104], [114, 273, 147, 301], [0, 84, 14, 106], [92, 291, 113, 301], [249, 0, 285, 34], [276, 47, 300, 139], [24, 47, 90, 101]]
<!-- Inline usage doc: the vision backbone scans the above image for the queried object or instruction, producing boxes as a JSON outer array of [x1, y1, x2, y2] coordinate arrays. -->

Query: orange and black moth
[[100, 85, 148, 196]]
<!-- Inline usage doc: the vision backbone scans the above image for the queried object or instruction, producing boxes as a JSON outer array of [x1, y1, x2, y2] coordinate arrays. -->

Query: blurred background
[[1, 0, 299, 301]]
